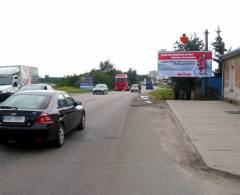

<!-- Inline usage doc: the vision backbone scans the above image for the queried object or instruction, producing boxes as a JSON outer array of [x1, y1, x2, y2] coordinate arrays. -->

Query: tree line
[[40, 60, 145, 89]]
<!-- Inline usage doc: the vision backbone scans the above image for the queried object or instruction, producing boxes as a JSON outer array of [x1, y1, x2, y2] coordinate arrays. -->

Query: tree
[[174, 33, 204, 51], [126, 68, 137, 86], [99, 60, 114, 73], [90, 69, 114, 89], [172, 33, 204, 100], [212, 26, 227, 75]]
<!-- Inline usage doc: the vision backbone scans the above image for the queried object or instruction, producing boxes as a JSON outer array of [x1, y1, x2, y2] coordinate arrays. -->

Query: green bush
[[54, 86, 91, 93], [150, 88, 174, 100]]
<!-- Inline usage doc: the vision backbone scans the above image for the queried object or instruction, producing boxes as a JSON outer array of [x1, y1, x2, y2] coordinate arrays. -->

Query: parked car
[[130, 84, 140, 93], [19, 84, 54, 91], [0, 90, 86, 147], [93, 84, 108, 95]]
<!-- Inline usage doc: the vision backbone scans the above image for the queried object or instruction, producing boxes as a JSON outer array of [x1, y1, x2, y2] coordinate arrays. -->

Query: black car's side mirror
[[75, 100, 82, 106]]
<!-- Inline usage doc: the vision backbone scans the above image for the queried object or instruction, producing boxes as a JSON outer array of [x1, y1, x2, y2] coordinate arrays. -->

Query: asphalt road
[[0, 91, 240, 195]]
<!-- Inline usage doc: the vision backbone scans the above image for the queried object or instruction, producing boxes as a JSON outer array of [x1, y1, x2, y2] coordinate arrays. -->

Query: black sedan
[[0, 90, 86, 147]]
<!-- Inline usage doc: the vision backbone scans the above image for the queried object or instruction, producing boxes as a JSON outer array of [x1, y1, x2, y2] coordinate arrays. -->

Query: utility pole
[[204, 29, 209, 98], [205, 29, 209, 51]]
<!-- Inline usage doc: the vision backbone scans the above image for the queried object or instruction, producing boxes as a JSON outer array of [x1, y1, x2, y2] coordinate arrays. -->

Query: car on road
[[0, 90, 86, 147], [93, 84, 108, 95], [130, 84, 140, 93], [19, 83, 54, 91]]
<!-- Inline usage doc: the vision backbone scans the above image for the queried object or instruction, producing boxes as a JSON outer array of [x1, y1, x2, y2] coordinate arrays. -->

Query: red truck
[[114, 74, 128, 91]]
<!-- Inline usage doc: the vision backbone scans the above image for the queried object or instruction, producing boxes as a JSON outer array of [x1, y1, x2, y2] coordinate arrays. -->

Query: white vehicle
[[93, 84, 108, 95], [0, 65, 38, 101], [130, 84, 140, 93]]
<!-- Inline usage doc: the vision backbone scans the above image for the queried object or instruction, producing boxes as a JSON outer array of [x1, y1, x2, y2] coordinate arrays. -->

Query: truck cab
[[0, 68, 20, 101], [0, 66, 38, 101], [114, 74, 129, 91], [146, 80, 154, 90]]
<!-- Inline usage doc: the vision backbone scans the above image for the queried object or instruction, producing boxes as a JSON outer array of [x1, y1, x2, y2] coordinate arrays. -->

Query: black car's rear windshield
[[1, 94, 51, 110]]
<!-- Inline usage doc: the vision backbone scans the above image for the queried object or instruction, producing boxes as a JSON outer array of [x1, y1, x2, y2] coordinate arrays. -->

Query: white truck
[[0, 65, 39, 101]]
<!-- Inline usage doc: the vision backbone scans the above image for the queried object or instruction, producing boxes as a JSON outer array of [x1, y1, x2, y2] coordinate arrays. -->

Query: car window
[[96, 84, 106, 88], [58, 94, 68, 108], [2, 94, 51, 110], [64, 94, 75, 107]]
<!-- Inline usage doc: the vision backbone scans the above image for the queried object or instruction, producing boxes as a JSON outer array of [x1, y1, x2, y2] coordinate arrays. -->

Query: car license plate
[[3, 116, 25, 123]]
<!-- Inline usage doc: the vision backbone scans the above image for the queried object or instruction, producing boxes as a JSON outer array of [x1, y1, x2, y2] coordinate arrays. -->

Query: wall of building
[[224, 54, 240, 105]]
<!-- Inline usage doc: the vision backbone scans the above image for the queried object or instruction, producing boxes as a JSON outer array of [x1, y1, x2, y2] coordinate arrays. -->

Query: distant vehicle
[[93, 84, 108, 95], [0, 65, 38, 101], [138, 82, 142, 90], [130, 84, 140, 93], [0, 90, 86, 147], [114, 74, 129, 91], [19, 84, 53, 91], [146, 80, 154, 90]]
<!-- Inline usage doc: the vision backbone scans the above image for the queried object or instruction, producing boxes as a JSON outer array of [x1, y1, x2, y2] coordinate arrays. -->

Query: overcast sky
[[0, 0, 239, 77]]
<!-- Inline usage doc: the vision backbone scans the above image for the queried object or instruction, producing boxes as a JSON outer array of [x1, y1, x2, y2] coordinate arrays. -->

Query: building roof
[[222, 47, 240, 59]]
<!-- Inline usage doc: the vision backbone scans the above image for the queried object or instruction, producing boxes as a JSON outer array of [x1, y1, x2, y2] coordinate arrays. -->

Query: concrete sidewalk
[[167, 100, 240, 177]]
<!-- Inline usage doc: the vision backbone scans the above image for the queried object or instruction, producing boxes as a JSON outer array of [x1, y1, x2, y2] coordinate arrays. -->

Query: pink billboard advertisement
[[158, 51, 212, 77]]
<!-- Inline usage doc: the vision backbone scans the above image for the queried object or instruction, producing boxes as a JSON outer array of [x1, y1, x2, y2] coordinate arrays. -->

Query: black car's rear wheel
[[53, 123, 65, 147], [78, 114, 86, 130]]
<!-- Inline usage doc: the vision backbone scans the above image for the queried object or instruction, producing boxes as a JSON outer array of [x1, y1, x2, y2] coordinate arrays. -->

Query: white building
[[148, 70, 158, 80]]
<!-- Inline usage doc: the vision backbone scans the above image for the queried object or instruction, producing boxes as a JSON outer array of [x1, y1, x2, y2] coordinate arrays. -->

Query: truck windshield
[[0, 77, 13, 85], [115, 78, 126, 82]]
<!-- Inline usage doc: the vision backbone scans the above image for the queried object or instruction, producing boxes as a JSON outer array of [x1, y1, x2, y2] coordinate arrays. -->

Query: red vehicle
[[114, 74, 128, 91]]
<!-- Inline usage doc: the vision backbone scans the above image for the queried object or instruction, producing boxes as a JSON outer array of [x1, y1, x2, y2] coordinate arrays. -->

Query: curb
[[166, 100, 240, 180]]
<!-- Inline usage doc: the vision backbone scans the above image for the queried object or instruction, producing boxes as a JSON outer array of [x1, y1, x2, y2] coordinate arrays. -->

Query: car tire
[[78, 114, 86, 130], [53, 123, 65, 148]]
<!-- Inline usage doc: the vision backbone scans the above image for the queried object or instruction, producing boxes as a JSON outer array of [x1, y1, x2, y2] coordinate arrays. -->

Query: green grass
[[150, 87, 174, 100], [54, 86, 91, 93]]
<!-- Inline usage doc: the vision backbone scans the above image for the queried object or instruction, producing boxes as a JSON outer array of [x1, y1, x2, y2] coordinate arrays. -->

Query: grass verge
[[54, 86, 91, 93], [150, 87, 174, 100]]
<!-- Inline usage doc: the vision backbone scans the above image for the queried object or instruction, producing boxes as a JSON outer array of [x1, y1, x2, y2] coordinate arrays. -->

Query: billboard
[[80, 75, 94, 89], [158, 51, 212, 77]]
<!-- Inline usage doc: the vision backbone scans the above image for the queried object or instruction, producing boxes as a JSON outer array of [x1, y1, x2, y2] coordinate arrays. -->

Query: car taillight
[[36, 113, 53, 124]]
